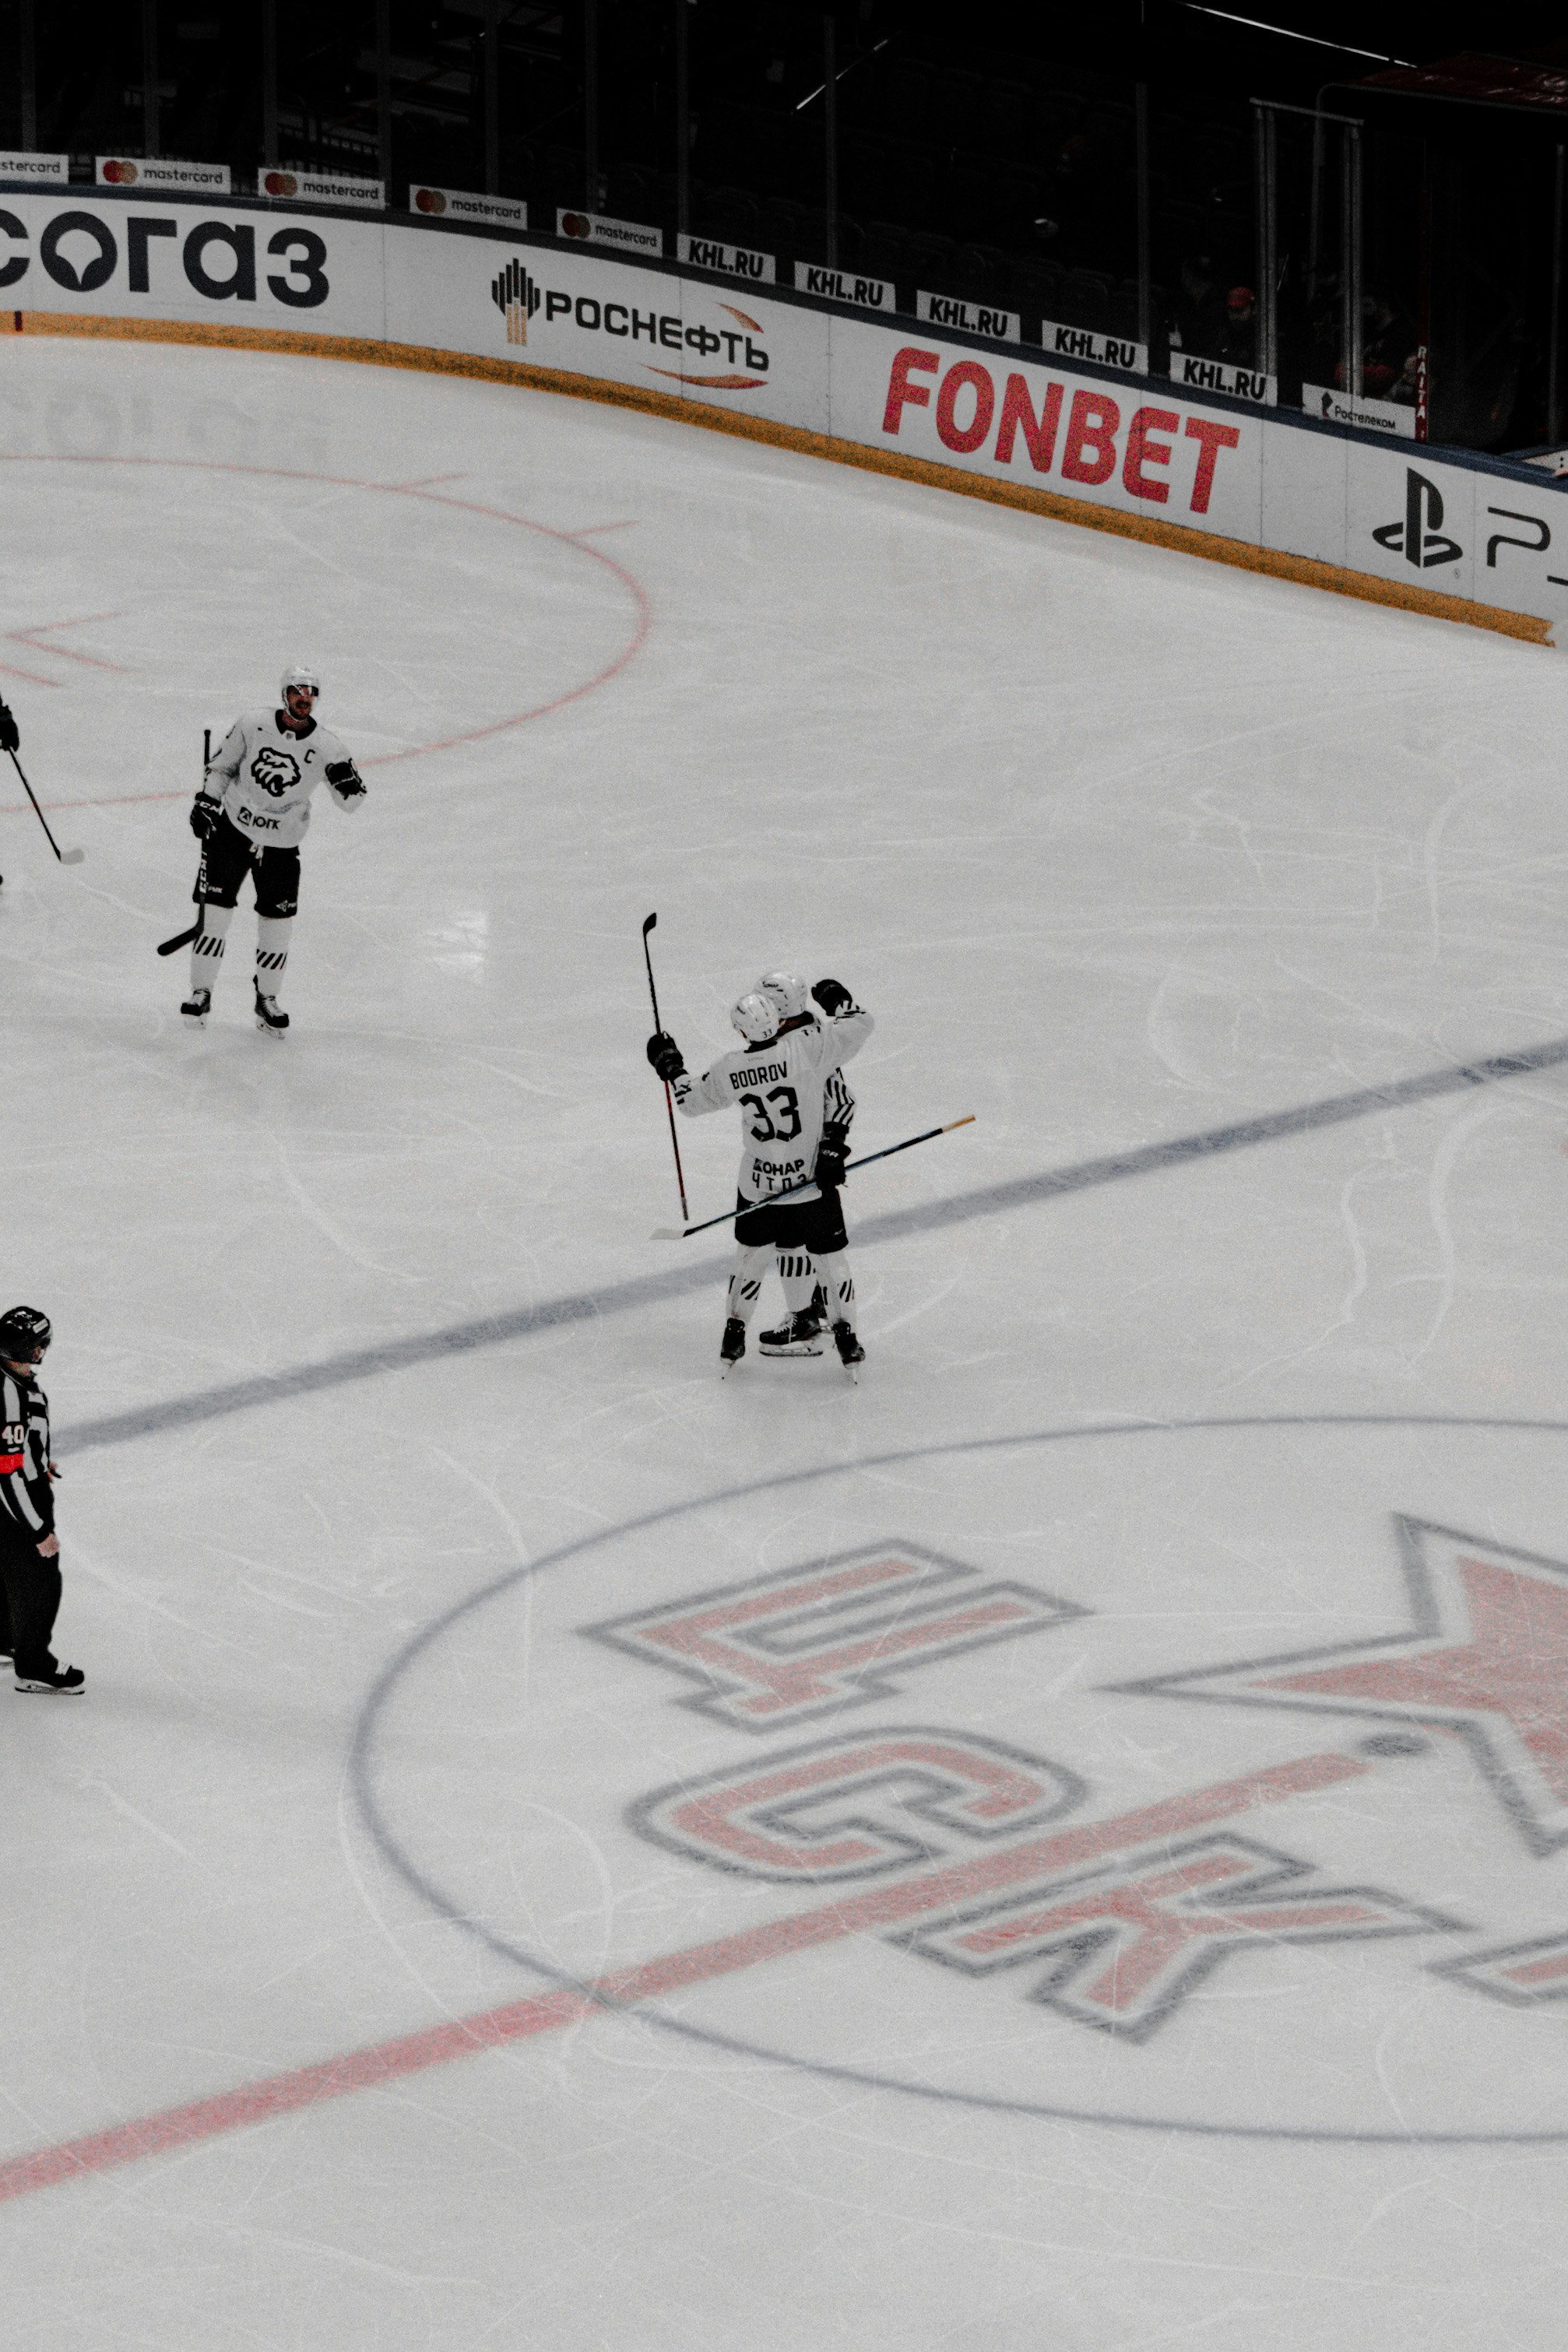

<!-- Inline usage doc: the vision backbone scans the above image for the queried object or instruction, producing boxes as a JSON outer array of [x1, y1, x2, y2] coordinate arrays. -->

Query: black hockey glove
[[0, 700, 18, 754], [326, 758, 366, 801], [190, 791, 223, 842], [815, 1122, 850, 1190], [646, 1031, 685, 1082], [812, 977, 853, 1017]]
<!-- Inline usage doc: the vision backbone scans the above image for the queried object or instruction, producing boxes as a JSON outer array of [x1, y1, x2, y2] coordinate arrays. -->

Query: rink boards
[[2, 185, 1566, 646]]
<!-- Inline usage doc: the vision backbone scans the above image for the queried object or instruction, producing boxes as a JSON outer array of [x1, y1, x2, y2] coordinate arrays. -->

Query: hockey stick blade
[[5, 746, 84, 866], [649, 1118, 976, 1239], [156, 923, 202, 957]]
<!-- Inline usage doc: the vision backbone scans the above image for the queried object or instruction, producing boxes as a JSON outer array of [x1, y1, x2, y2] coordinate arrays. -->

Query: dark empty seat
[[1057, 269, 1111, 329]]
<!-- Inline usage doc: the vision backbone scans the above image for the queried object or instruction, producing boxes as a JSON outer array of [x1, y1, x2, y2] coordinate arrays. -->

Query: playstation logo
[[1373, 469, 1462, 569], [490, 257, 542, 346]]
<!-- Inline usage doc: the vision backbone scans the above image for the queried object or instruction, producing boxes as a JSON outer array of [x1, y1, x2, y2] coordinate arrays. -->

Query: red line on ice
[[0, 455, 653, 779], [0, 1750, 1362, 2206]]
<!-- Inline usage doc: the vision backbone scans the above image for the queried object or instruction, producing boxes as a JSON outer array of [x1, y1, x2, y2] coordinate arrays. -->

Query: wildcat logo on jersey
[[250, 747, 301, 798]]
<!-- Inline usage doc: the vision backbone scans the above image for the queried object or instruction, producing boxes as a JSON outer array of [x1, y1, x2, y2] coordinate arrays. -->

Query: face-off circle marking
[[352, 1418, 1568, 2144]]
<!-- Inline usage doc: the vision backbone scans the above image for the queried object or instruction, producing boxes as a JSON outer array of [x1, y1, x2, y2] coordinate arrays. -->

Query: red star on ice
[[1114, 1519, 1568, 1855]]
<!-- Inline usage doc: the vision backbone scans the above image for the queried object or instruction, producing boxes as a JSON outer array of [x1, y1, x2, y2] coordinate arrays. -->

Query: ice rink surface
[[5, 333, 1568, 2347]]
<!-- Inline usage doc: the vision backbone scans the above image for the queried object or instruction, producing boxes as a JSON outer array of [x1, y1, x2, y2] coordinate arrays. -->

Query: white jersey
[[675, 1005, 874, 1202], [205, 709, 361, 850]]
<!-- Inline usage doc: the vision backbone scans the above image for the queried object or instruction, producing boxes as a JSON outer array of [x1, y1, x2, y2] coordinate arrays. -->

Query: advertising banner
[[0, 190, 387, 339], [917, 290, 1021, 345], [793, 262, 892, 313], [410, 185, 526, 229], [677, 234, 776, 287], [0, 153, 69, 184], [1302, 381, 1415, 438], [1040, 317, 1147, 376], [557, 209, 661, 258], [262, 167, 382, 209], [1168, 350, 1275, 406], [834, 322, 1264, 548], [385, 227, 829, 434], [97, 156, 231, 195]]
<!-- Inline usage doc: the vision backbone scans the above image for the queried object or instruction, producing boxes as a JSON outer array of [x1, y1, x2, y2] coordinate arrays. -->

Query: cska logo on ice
[[583, 1516, 1568, 2048], [487, 255, 770, 388]]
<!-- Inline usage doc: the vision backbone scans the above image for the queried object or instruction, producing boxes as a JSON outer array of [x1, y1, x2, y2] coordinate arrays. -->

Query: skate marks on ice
[[9, 1412, 1568, 2212], [54, 1027, 1568, 1456]]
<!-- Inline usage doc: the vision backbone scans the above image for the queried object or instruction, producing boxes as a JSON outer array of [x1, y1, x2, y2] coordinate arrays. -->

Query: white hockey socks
[[777, 1249, 818, 1315], [191, 902, 234, 990], [255, 916, 293, 997], [726, 1245, 773, 1327], [814, 1250, 857, 1332]]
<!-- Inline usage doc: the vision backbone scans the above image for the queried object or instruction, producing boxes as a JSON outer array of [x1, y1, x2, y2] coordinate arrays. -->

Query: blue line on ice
[[58, 1030, 1568, 1454]]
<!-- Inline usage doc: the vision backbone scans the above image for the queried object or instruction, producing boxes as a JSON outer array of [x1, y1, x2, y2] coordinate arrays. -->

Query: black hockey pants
[[0, 1525, 63, 1677]]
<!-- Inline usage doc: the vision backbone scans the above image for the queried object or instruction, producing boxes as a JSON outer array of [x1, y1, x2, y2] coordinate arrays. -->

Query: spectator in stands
[[1335, 294, 1414, 396], [1168, 253, 1226, 356], [1217, 286, 1257, 365], [1389, 352, 1421, 406]]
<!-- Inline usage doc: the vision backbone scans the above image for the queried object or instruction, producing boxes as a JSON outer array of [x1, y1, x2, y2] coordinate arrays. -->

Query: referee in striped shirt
[[0, 1306, 84, 1693]]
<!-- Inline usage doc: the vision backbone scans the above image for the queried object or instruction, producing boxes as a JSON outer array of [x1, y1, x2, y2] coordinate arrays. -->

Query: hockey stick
[[5, 747, 85, 866], [650, 1116, 976, 1239], [642, 911, 690, 1221], [156, 730, 211, 955]]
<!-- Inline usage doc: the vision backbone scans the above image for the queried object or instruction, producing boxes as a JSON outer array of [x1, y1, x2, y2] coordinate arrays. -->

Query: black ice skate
[[15, 1660, 85, 1694], [181, 986, 211, 1027], [719, 1317, 747, 1375], [758, 1310, 825, 1357], [831, 1321, 865, 1381], [254, 985, 290, 1037]]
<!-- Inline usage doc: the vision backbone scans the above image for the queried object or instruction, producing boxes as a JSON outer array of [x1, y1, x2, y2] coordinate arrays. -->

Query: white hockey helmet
[[730, 990, 781, 1045], [757, 969, 809, 1019], [280, 662, 321, 700]]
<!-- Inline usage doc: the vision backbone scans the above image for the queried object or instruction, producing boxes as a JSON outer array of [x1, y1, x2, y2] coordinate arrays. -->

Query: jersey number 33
[[740, 1085, 801, 1142]]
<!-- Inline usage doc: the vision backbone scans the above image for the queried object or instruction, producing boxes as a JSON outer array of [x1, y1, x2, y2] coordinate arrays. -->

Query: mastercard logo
[[414, 188, 446, 215], [101, 159, 139, 185], [263, 171, 298, 199], [561, 212, 590, 239]]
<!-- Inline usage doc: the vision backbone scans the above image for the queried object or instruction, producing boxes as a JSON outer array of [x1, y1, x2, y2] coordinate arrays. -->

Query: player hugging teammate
[[648, 972, 873, 1376]]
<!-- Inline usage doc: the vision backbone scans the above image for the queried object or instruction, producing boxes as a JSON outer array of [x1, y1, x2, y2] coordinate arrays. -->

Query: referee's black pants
[[0, 1524, 63, 1678]]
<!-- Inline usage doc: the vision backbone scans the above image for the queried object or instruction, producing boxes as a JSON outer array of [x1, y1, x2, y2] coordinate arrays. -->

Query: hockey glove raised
[[815, 1122, 850, 1190], [812, 977, 853, 1016], [326, 759, 366, 801], [0, 701, 18, 754], [646, 1031, 685, 1082], [190, 791, 223, 842]]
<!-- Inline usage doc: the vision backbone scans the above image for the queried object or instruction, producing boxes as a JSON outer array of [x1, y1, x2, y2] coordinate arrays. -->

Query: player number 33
[[739, 1085, 802, 1142]]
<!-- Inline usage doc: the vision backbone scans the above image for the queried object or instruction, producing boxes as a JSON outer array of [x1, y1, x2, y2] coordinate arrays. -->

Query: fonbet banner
[[2, 188, 1565, 642]]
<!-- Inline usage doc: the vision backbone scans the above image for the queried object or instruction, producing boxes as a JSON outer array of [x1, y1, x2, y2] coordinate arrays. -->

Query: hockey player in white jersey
[[647, 978, 873, 1374], [752, 970, 856, 1358], [182, 663, 366, 1035]]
